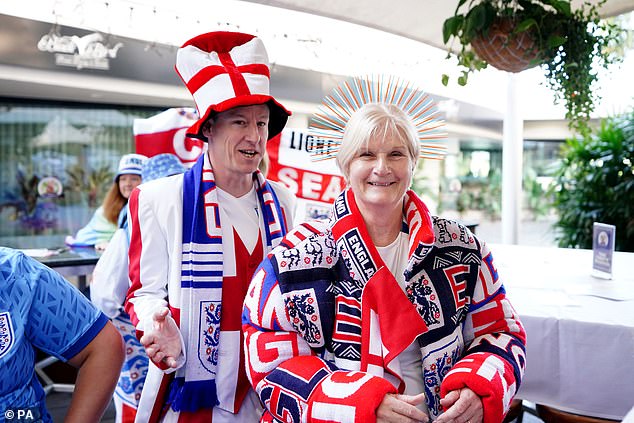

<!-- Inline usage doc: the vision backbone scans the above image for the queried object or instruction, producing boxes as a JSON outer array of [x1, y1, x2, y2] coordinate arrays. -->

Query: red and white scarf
[[330, 189, 433, 388]]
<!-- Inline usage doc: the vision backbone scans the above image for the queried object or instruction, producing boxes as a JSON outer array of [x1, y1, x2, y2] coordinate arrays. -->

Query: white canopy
[[244, 0, 634, 50]]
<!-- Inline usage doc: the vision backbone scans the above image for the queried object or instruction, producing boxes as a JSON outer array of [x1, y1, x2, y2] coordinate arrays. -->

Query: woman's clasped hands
[[377, 392, 428, 423], [376, 387, 483, 423], [435, 388, 483, 423]]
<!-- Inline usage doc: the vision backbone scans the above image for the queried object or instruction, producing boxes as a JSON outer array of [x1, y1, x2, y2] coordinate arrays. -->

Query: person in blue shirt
[[0, 247, 125, 423]]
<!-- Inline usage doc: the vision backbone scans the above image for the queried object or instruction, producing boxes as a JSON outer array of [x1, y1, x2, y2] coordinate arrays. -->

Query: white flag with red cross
[[133, 108, 205, 168]]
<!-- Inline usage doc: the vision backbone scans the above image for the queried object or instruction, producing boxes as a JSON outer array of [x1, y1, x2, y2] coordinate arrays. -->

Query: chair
[[536, 404, 619, 423], [34, 353, 77, 394], [504, 399, 525, 423]]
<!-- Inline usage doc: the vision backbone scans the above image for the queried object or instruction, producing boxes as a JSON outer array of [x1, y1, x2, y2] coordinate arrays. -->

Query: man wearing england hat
[[125, 32, 296, 422]]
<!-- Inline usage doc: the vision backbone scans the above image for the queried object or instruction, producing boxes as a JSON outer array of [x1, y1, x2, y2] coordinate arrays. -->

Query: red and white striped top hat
[[176, 31, 291, 141]]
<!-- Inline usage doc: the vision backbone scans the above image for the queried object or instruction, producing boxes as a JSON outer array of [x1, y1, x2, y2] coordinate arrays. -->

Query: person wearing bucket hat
[[141, 153, 188, 183], [124, 31, 296, 422], [90, 153, 187, 423], [65, 153, 147, 251]]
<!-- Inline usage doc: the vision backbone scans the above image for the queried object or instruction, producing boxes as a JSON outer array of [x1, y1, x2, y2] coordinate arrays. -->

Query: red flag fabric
[[266, 129, 345, 224], [133, 108, 205, 168]]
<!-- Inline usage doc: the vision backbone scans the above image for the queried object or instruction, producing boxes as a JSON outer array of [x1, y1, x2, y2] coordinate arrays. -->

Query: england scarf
[[167, 153, 288, 412], [330, 189, 432, 385]]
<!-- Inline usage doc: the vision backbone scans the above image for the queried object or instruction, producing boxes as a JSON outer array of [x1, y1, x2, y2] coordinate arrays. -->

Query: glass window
[[0, 99, 161, 248]]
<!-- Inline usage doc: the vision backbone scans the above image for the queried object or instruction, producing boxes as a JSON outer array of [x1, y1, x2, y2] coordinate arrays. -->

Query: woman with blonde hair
[[66, 153, 147, 251], [243, 76, 526, 423]]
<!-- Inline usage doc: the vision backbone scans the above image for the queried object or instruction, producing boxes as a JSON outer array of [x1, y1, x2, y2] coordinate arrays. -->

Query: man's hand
[[140, 308, 182, 368], [435, 388, 483, 423], [377, 392, 428, 422]]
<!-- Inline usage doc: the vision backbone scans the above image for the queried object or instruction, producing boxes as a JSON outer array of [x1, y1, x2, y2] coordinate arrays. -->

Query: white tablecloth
[[489, 243, 634, 420]]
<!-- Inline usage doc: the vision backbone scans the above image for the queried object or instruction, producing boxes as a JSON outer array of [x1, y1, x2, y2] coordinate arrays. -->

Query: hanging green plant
[[442, 0, 625, 135]]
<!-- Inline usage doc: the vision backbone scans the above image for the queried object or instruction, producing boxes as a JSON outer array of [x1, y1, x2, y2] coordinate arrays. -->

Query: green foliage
[[0, 163, 57, 233], [456, 169, 502, 219], [541, 2, 624, 136], [552, 110, 634, 251], [0, 163, 39, 218], [16, 163, 40, 215], [442, 0, 625, 135], [66, 164, 113, 208], [523, 167, 552, 219], [411, 161, 437, 199]]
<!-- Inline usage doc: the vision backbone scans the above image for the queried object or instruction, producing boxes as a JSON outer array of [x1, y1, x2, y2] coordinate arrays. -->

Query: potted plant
[[442, 0, 624, 135], [551, 109, 634, 252]]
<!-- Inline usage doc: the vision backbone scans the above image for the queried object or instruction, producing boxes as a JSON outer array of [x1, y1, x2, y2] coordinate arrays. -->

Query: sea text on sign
[[276, 167, 344, 203]]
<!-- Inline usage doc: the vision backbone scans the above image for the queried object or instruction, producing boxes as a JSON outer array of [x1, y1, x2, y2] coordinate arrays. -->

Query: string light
[[33, 0, 441, 78]]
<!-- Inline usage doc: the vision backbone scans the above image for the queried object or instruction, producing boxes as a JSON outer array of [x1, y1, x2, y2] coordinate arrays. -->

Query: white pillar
[[501, 73, 523, 244]]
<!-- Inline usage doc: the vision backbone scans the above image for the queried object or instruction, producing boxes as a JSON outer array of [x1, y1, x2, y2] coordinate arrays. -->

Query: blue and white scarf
[[167, 153, 288, 412]]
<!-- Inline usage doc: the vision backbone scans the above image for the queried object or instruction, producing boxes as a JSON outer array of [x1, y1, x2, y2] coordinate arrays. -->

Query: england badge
[[0, 311, 15, 359]]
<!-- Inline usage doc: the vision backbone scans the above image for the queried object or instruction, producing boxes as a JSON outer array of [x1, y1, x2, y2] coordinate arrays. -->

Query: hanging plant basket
[[442, 0, 625, 135], [470, 18, 541, 73]]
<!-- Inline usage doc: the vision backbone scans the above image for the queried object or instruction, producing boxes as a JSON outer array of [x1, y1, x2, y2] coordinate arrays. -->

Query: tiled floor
[[45, 392, 115, 422]]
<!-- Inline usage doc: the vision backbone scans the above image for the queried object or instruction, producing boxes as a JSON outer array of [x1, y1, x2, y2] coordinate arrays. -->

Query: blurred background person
[[243, 77, 526, 423], [140, 153, 189, 191], [66, 153, 147, 251], [0, 246, 124, 423], [90, 153, 186, 423]]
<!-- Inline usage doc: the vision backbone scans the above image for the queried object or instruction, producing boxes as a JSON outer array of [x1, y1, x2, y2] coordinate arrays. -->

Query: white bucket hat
[[175, 31, 291, 141], [115, 153, 147, 181]]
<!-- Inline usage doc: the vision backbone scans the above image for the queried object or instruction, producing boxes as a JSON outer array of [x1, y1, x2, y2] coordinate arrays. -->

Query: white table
[[490, 243, 634, 420]]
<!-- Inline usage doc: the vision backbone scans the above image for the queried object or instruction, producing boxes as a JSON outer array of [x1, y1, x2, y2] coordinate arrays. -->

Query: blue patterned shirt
[[0, 247, 108, 422]]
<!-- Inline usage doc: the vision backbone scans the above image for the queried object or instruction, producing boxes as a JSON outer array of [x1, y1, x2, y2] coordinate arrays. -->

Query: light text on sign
[[276, 167, 344, 203], [37, 31, 123, 70]]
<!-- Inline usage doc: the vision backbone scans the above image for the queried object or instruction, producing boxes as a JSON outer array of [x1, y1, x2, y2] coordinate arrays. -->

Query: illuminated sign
[[37, 31, 123, 70]]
